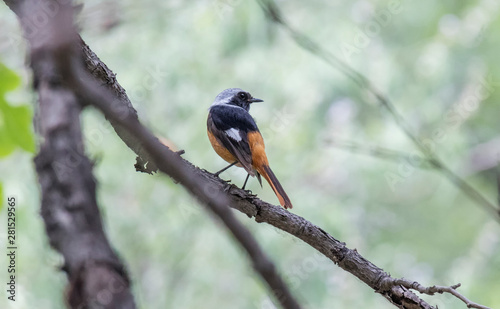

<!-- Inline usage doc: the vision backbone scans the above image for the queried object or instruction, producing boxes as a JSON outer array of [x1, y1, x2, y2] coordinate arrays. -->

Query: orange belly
[[207, 130, 237, 163]]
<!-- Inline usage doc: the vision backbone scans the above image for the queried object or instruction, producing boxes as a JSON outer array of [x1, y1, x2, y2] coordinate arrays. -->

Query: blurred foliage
[[0, 61, 34, 214], [1, 0, 500, 309], [0, 62, 34, 157]]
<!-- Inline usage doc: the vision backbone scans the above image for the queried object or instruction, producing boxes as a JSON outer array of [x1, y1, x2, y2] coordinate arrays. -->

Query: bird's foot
[[243, 189, 254, 195], [223, 183, 238, 193]]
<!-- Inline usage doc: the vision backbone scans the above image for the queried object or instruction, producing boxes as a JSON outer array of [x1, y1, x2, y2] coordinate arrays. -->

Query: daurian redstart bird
[[207, 88, 293, 209]]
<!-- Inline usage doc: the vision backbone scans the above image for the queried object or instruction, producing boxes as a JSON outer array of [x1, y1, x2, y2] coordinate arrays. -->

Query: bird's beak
[[249, 97, 264, 103]]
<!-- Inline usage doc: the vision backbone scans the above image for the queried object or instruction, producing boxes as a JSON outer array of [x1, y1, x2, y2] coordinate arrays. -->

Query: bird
[[207, 88, 293, 209]]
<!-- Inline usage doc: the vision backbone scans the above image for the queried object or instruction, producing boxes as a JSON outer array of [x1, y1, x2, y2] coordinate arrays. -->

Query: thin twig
[[381, 278, 492, 309], [496, 162, 500, 208], [256, 0, 500, 221], [328, 139, 436, 169]]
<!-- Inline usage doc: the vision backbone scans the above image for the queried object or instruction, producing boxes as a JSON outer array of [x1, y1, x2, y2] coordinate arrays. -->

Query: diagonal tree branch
[[60, 26, 459, 309], [71, 60, 433, 309], [72, 50, 303, 309], [79, 37, 161, 174], [255, 0, 500, 222], [73, 64, 473, 308]]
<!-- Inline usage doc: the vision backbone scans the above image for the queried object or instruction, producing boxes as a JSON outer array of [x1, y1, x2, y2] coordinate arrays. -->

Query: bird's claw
[[223, 183, 238, 193]]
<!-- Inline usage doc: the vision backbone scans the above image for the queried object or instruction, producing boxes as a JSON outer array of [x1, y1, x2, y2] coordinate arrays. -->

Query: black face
[[228, 91, 263, 111]]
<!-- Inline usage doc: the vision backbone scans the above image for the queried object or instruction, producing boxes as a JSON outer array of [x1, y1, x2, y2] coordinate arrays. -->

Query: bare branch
[[78, 37, 160, 173], [64, 37, 438, 309], [496, 160, 500, 208], [256, 0, 500, 221], [380, 279, 492, 309]]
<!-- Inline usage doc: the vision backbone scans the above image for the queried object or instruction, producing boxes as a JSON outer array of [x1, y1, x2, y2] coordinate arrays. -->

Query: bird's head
[[211, 88, 263, 111]]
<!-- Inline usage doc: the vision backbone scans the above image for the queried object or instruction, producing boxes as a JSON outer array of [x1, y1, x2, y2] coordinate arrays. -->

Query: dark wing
[[208, 105, 259, 174]]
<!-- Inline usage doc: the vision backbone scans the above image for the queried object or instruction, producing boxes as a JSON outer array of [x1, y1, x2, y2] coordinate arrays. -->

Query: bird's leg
[[214, 161, 237, 177], [241, 174, 250, 190]]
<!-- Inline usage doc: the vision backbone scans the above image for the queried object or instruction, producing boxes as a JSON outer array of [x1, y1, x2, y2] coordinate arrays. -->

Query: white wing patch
[[225, 128, 242, 141]]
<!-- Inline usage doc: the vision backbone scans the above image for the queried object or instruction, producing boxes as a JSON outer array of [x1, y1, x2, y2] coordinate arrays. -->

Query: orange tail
[[257, 165, 293, 209]]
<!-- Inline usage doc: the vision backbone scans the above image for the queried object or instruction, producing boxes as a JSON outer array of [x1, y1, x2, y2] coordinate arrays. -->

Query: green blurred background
[[1, 0, 499, 308]]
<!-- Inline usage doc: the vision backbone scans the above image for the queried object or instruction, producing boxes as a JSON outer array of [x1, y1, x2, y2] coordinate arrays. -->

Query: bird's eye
[[238, 92, 247, 100]]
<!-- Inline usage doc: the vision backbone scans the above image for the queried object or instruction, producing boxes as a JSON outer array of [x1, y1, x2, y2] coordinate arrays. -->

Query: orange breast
[[207, 130, 237, 163]]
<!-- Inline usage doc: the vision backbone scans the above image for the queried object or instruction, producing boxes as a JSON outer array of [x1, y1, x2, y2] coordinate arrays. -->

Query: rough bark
[[34, 76, 135, 309], [4, 0, 136, 308]]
